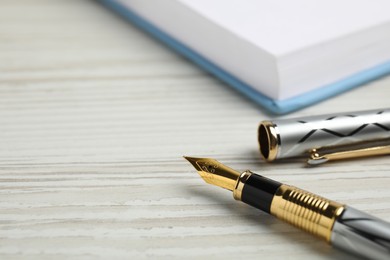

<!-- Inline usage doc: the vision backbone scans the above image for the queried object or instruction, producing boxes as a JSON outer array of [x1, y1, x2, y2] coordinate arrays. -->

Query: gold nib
[[183, 156, 241, 191]]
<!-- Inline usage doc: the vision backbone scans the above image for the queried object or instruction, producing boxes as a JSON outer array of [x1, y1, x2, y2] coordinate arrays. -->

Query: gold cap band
[[258, 121, 279, 161]]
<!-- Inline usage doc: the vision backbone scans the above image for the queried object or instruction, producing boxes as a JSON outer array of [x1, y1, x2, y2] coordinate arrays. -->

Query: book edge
[[99, 0, 390, 114]]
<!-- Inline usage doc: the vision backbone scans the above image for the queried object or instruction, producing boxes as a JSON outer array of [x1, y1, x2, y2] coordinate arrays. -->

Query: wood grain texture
[[0, 0, 389, 259]]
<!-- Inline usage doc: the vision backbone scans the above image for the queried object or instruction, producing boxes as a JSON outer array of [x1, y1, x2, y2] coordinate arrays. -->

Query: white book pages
[[116, 0, 390, 100]]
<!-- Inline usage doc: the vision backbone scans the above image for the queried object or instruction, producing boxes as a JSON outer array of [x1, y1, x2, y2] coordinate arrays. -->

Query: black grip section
[[241, 174, 281, 213]]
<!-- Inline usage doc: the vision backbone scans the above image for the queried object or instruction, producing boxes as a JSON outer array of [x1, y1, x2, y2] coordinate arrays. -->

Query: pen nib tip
[[183, 156, 203, 171], [183, 156, 241, 191]]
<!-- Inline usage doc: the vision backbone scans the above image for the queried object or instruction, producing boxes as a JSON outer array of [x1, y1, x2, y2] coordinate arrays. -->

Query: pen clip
[[307, 138, 390, 165]]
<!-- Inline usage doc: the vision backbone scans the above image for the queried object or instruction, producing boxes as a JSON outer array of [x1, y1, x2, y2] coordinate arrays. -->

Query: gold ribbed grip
[[270, 184, 345, 242]]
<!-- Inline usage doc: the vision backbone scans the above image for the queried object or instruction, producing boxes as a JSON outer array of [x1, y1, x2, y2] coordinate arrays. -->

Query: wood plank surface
[[0, 1, 389, 259]]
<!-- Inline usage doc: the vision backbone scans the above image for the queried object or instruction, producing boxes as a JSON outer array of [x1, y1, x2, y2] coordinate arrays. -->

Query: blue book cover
[[100, 0, 390, 114]]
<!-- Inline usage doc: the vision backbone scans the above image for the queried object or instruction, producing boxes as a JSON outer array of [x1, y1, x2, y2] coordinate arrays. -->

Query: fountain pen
[[184, 156, 390, 259]]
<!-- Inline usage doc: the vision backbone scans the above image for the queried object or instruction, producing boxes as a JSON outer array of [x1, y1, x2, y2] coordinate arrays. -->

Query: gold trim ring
[[270, 184, 345, 242], [233, 171, 252, 201], [258, 121, 279, 161]]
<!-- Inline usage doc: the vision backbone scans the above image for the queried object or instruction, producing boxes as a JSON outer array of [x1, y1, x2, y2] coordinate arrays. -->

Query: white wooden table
[[1, 1, 389, 259]]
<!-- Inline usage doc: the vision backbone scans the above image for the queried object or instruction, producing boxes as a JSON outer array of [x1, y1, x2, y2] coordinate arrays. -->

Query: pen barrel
[[269, 184, 344, 242], [258, 108, 390, 161], [331, 207, 390, 260], [236, 172, 390, 258]]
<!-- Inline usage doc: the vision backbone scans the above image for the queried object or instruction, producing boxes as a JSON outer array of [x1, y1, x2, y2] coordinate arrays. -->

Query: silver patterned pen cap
[[258, 108, 390, 164]]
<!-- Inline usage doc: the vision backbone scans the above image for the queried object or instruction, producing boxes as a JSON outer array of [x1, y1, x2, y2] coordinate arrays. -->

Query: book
[[101, 0, 390, 114]]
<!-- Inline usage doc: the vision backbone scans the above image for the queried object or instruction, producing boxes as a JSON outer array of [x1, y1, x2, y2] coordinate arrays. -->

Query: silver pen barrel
[[258, 108, 390, 161], [263, 182, 390, 259], [332, 207, 390, 259]]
